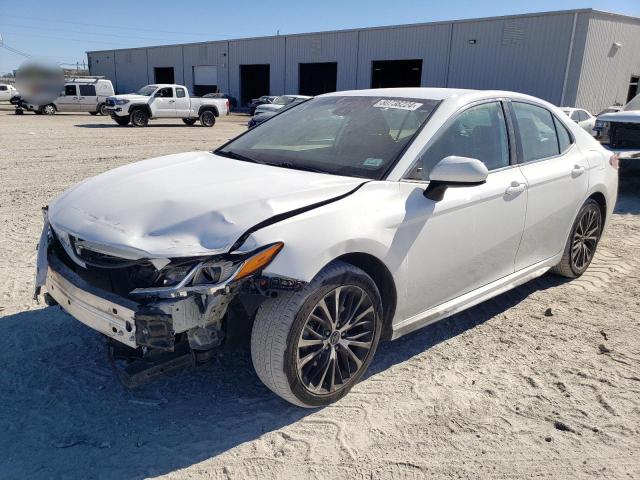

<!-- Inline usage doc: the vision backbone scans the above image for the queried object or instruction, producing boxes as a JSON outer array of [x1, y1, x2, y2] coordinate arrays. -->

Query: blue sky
[[1, 0, 639, 74]]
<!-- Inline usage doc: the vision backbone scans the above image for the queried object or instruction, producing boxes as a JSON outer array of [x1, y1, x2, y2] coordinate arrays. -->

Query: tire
[[98, 103, 108, 116], [182, 118, 197, 126], [113, 116, 130, 126], [41, 104, 56, 115], [130, 108, 149, 127], [199, 110, 216, 127], [551, 199, 603, 278], [251, 261, 383, 407]]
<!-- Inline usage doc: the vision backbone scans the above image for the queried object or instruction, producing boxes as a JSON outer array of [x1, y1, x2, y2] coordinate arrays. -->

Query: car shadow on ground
[[0, 272, 568, 479]]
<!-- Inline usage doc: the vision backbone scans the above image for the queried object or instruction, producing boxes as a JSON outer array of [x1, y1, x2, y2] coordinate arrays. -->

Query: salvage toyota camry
[[35, 88, 618, 407]]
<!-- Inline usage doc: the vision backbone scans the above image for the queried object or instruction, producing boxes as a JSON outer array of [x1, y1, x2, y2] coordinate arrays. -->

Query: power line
[[0, 22, 230, 43], [0, 13, 239, 38]]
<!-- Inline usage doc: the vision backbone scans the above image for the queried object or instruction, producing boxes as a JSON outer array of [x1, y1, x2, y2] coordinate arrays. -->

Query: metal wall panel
[[182, 41, 230, 94], [87, 51, 116, 86], [356, 24, 451, 89], [285, 31, 358, 93], [560, 12, 591, 108], [575, 12, 640, 113], [113, 48, 148, 94], [228, 37, 286, 102], [146, 45, 184, 86], [448, 13, 575, 105]]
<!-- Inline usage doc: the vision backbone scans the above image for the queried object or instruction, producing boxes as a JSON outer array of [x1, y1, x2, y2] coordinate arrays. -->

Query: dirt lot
[[0, 105, 639, 480]]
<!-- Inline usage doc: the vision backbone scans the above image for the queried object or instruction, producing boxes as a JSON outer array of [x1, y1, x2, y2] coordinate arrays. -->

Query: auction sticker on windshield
[[373, 99, 423, 111]]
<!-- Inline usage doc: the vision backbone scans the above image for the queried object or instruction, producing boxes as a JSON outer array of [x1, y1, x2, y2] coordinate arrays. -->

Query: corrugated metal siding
[[356, 24, 451, 89], [113, 49, 148, 94], [285, 31, 358, 92], [182, 41, 230, 94], [576, 12, 640, 113], [447, 13, 575, 104], [146, 45, 184, 85], [561, 12, 591, 108], [228, 37, 286, 101], [87, 51, 116, 85]]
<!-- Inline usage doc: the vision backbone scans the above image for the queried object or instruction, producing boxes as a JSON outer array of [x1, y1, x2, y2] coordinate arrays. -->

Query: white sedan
[[35, 88, 618, 407], [560, 107, 597, 133]]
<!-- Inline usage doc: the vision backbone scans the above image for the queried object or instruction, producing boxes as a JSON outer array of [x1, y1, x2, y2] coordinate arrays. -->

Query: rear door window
[[553, 116, 573, 153], [65, 85, 77, 96], [79, 85, 96, 96], [512, 102, 560, 162], [176, 88, 186, 98]]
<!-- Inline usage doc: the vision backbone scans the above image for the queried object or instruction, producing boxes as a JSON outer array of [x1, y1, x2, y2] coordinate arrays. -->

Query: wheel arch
[[334, 252, 397, 341], [198, 105, 219, 117], [129, 104, 152, 116], [587, 191, 607, 224]]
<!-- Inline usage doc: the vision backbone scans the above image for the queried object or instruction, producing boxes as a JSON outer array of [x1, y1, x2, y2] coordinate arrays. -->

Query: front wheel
[[251, 261, 383, 407], [552, 199, 603, 278], [130, 109, 149, 127], [199, 110, 216, 127], [41, 104, 56, 115]]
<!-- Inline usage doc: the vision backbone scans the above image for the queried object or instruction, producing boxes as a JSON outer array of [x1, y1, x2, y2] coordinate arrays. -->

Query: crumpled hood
[[599, 111, 640, 124], [48, 151, 363, 258]]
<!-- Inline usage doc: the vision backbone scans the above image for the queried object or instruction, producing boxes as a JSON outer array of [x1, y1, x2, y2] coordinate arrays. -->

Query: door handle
[[505, 182, 526, 196], [168, 100, 175, 103], [571, 165, 585, 177]]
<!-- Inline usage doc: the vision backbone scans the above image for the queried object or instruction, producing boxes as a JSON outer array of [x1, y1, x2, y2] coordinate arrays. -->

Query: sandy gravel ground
[[0, 105, 639, 480]]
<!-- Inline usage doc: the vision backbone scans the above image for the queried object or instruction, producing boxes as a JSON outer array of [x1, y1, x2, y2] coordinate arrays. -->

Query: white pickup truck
[[105, 84, 230, 127]]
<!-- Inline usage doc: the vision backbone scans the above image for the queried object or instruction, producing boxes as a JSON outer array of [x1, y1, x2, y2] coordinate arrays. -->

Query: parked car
[[203, 92, 237, 111], [248, 95, 276, 115], [254, 95, 311, 115], [22, 78, 114, 115], [0, 83, 18, 101], [560, 107, 596, 133], [247, 97, 310, 128], [35, 88, 617, 407], [596, 106, 622, 117], [104, 84, 230, 127], [594, 95, 640, 148]]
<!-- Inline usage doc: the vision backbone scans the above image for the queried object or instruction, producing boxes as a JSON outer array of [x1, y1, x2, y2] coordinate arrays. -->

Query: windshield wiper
[[270, 161, 328, 174], [216, 150, 264, 165]]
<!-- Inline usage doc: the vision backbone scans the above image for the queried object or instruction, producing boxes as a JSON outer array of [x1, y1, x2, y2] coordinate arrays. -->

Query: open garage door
[[154, 67, 175, 84], [240, 64, 270, 107], [299, 62, 337, 96], [193, 65, 218, 96], [371, 60, 422, 89]]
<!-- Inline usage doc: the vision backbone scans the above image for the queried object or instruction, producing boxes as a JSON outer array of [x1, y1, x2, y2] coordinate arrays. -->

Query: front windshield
[[273, 96, 293, 105], [137, 85, 157, 96], [216, 95, 439, 179]]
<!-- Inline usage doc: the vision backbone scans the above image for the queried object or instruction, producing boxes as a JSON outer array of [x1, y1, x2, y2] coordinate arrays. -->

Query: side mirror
[[423, 156, 488, 201]]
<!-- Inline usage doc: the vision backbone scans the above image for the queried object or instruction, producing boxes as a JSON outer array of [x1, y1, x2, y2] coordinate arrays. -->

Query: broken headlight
[[133, 242, 284, 298]]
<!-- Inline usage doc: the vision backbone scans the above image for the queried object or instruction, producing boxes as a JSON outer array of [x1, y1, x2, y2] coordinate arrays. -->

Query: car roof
[[322, 87, 474, 101]]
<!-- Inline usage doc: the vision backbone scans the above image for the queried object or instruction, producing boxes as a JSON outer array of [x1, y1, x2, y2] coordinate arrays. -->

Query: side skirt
[[391, 257, 559, 340]]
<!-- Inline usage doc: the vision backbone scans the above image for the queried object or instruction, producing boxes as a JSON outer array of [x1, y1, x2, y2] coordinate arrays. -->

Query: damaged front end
[[35, 210, 304, 384]]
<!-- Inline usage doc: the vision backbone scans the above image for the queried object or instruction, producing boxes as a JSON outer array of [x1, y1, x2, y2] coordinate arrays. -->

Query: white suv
[[36, 88, 618, 407]]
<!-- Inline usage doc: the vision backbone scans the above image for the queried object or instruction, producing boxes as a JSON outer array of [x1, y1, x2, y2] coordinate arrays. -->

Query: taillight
[[610, 153, 619, 170]]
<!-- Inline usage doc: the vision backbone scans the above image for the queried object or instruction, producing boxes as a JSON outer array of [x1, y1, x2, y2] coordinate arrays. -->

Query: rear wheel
[[251, 261, 382, 407], [552, 199, 603, 278], [199, 110, 216, 127], [98, 103, 108, 116], [182, 118, 197, 126], [130, 108, 149, 127], [41, 104, 56, 115]]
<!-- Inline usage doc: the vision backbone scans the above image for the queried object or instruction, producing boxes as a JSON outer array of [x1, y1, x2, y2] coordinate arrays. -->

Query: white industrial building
[[87, 9, 640, 112]]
